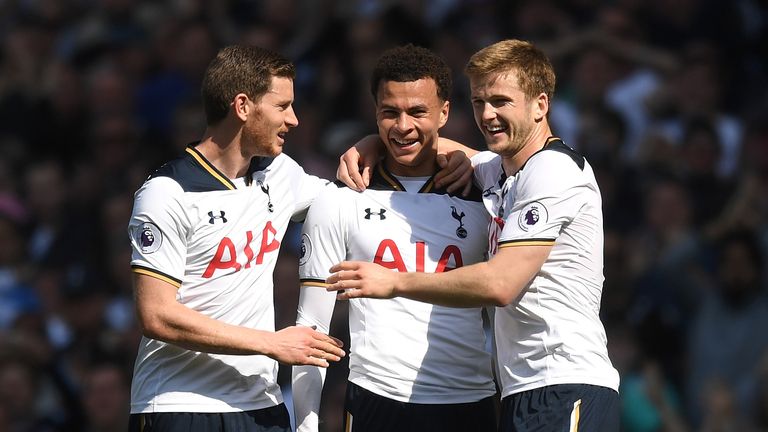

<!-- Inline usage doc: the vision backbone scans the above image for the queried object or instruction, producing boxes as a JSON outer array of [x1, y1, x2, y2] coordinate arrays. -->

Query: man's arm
[[292, 284, 338, 432], [133, 273, 344, 366], [337, 135, 476, 194], [325, 243, 552, 307]]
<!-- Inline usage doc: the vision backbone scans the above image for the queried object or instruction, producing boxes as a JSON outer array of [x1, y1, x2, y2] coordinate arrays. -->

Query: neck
[[383, 150, 438, 177], [197, 124, 252, 179], [501, 126, 552, 176]]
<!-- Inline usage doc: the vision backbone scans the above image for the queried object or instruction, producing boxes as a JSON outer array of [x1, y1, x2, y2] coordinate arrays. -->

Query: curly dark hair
[[370, 44, 452, 102]]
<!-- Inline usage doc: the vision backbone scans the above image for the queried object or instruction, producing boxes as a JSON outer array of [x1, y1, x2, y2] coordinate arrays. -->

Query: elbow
[[486, 278, 519, 307], [136, 309, 172, 341]]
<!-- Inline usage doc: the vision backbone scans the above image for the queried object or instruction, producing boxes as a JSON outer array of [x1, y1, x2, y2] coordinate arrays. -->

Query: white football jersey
[[472, 138, 620, 398], [296, 164, 496, 406], [127, 145, 330, 413]]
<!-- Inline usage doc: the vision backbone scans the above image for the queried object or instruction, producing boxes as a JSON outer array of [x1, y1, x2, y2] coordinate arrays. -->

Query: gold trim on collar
[[376, 164, 403, 191], [185, 147, 236, 190]]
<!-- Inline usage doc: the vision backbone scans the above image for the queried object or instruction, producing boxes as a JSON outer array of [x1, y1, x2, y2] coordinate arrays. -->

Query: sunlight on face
[[375, 78, 449, 176]]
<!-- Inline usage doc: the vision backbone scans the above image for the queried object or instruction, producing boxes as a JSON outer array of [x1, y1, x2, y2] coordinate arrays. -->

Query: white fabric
[[472, 148, 620, 398], [292, 179, 496, 432], [128, 151, 330, 413]]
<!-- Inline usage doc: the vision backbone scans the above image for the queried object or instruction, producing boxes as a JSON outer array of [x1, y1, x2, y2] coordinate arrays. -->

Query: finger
[[349, 168, 366, 192], [360, 165, 371, 188], [433, 154, 449, 187], [335, 288, 361, 301], [313, 331, 344, 348], [306, 356, 330, 368], [436, 153, 448, 168], [446, 154, 471, 185], [434, 156, 465, 188], [336, 158, 357, 191], [461, 179, 472, 197], [445, 166, 474, 194], [329, 261, 358, 274], [326, 271, 357, 286], [312, 346, 343, 362]]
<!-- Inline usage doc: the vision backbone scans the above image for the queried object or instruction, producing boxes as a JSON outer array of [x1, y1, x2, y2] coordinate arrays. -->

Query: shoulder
[[526, 140, 584, 172], [516, 140, 592, 196], [148, 154, 230, 192], [135, 174, 184, 205], [308, 185, 357, 213], [471, 150, 501, 171], [471, 151, 503, 190], [521, 141, 585, 180]]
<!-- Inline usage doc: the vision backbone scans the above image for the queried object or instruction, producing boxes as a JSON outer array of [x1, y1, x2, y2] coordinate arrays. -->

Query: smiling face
[[376, 78, 449, 176], [469, 70, 542, 160], [242, 76, 298, 157]]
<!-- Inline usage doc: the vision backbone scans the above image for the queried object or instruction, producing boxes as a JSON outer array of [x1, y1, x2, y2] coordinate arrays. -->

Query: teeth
[[486, 125, 505, 132], [393, 138, 417, 146]]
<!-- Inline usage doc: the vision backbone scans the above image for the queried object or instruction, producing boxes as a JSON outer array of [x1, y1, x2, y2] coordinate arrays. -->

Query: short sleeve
[[296, 187, 350, 332], [127, 177, 190, 284], [288, 160, 334, 222], [499, 152, 585, 244], [298, 187, 350, 282]]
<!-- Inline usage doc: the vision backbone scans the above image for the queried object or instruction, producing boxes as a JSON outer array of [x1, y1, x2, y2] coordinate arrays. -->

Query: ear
[[233, 93, 250, 122], [532, 92, 549, 122], [438, 100, 450, 128]]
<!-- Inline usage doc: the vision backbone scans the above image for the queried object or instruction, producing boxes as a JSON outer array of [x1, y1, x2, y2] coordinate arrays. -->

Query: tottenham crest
[[450, 206, 467, 238], [517, 201, 547, 231]]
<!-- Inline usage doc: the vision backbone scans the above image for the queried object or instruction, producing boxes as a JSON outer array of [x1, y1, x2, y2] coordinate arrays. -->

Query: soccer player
[[292, 45, 497, 432], [329, 39, 621, 431], [126, 45, 348, 432]]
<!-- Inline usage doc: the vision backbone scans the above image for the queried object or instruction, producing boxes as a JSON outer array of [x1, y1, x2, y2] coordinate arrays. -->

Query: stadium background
[[0, 0, 767, 431]]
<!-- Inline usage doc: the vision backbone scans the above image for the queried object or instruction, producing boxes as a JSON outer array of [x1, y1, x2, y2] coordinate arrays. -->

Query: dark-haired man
[[292, 45, 496, 432]]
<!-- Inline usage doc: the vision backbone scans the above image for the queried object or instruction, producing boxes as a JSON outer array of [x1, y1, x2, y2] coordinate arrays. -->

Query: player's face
[[243, 76, 298, 157], [470, 70, 538, 158], [376, 78, 449, 176]]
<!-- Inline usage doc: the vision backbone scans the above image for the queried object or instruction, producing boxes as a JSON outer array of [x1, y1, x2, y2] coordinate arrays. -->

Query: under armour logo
[[257, 180, 274, 213], [451, 206, 467, 238], [364, 208, 386, 220], [208, 211, 227, 224]]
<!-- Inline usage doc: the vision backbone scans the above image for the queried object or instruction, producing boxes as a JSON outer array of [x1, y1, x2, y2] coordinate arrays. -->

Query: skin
[[326, 69, 555, 307], [376, 78, 449, 176], [337, 140, 475, 194], [134, 76, 345, 367]]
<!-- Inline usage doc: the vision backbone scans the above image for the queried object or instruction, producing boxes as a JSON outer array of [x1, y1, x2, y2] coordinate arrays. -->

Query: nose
[[286, 106, 299, 128], [479, 102, 496, 122], [394, 112, 413, 131]]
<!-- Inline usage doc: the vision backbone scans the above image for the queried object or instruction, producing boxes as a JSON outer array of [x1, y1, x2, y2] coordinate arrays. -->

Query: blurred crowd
[[0, 0, 767, 431]]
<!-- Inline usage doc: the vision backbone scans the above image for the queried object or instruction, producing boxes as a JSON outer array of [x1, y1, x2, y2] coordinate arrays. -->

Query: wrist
[[253, 329, 274, 357], [393, 272, 412, 297]]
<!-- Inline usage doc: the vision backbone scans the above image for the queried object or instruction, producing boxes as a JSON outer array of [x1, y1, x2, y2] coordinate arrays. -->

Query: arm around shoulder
[[328, 243, 552, 307]]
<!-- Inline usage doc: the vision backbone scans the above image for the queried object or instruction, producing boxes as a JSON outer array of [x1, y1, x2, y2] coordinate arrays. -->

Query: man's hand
[[336, 135, 381, 191], [434, 150, 473, 196], [268, 326, 345, 367], [326, 261, 398, 300]]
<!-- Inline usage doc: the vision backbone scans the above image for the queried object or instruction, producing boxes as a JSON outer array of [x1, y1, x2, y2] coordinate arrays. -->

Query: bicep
[[133, 272, 180, 327], [486, 243, 553, 304]]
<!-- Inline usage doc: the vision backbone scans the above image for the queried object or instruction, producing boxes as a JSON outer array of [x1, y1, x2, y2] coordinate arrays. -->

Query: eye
[[379, 109, 398, 118]]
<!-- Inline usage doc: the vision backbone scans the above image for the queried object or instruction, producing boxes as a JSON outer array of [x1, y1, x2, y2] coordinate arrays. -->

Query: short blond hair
[[465, 39, 556, 102]]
